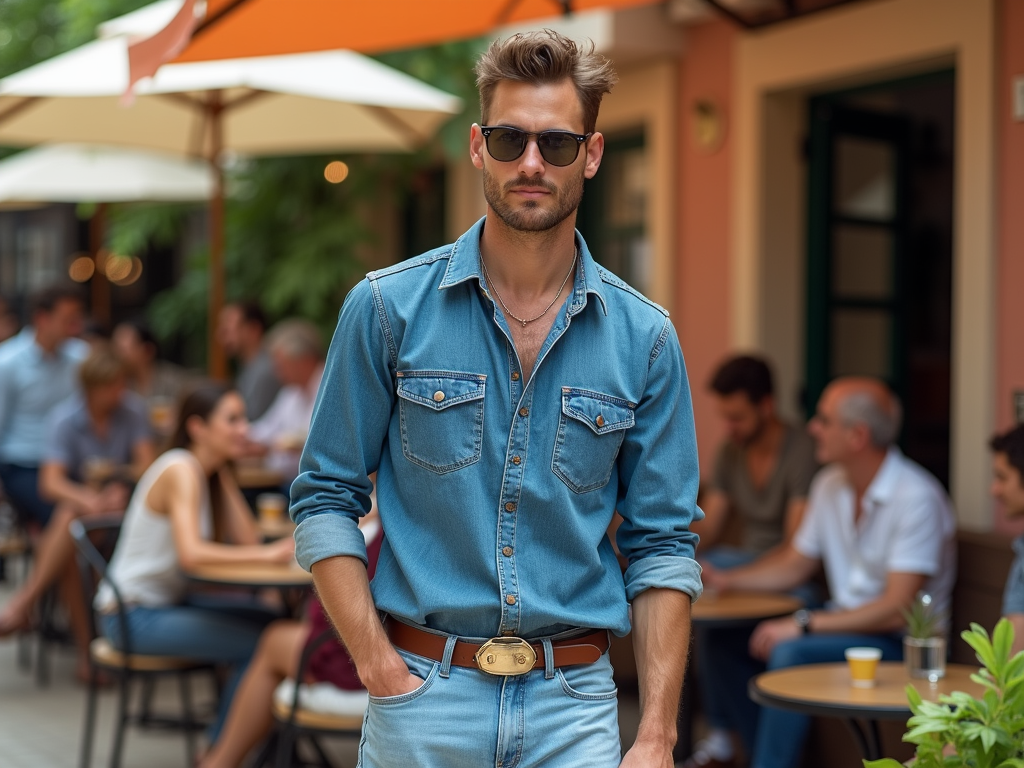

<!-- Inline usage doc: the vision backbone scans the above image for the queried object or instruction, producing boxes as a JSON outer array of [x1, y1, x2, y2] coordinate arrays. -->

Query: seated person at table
[[990, 424, 1024, 655], [217, 301, 281, 421], [95, 384, 295, 740], [199, 508, 383, 768], [686, 355, 819, 767], [112, 319, 189, 434], [0, 344, 155, 678], [245, 319, 324, 484], [699, 378, 957, 768]]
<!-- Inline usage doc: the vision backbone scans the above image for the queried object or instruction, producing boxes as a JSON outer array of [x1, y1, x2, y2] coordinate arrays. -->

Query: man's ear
[[584, 131, 605, 180], [470, 124, 486, 170]]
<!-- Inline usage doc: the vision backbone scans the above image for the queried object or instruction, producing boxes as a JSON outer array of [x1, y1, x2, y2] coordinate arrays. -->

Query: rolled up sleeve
[[290, 279, 394, 571], [615, 318, 704, 603]]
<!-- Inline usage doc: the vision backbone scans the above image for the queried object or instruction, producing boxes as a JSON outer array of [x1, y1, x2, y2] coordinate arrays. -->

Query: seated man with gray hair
[[697, 377, 956, 768], [246, 319, 325, 483]]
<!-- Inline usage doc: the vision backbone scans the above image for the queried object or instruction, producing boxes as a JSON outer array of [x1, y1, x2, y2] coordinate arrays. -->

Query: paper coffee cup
[[256, 493, 288, 523], [845, 647, 883, 688]]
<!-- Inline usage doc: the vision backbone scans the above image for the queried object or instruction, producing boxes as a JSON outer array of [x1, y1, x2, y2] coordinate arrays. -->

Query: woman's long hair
[[168, 382, 236, 540]]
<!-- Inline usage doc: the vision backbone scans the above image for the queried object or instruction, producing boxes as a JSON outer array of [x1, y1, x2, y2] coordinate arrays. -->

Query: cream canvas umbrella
[[0, 142, 215, 325], [0, 15, 462, 375]]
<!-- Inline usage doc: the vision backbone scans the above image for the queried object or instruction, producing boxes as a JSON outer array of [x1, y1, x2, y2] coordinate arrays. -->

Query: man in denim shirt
[[990, 424, 1024, 655], [291, 30, 702, 768]]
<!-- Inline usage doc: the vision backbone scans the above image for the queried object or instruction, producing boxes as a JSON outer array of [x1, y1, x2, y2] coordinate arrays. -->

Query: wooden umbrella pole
[[90, 203, 111, 329], [207, 89, 227, 380]]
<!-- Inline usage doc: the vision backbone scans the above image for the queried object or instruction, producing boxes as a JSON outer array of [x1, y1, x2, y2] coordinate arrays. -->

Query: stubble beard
[[483, 167, 585, 233]]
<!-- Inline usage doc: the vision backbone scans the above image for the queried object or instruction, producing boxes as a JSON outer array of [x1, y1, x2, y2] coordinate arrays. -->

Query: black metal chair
[[70, 516, 214, 768], [247, 628, 364, 768]]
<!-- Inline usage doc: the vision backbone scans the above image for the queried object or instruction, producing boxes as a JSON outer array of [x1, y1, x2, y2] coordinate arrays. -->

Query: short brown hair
[[475, 30, 618, 134], [79, 343, 127, 392]]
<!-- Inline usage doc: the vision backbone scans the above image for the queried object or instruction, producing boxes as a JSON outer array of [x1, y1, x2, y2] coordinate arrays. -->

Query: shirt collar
[[863, 447, 904, 507], [438, 216, 609, 316]]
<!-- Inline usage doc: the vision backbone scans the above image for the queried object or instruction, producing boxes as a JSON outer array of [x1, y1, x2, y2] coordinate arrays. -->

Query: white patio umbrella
[[0, 142, 215, 325], [0, 15, 462, 375], [0, 143, 213, 204]]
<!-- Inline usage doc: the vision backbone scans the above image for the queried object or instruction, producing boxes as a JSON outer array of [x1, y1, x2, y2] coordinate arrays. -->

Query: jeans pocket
[[367, 649, 440, 706], [397, 370, 486, 474], [551, 388, 635, 493], [556, 656, 619, 702]]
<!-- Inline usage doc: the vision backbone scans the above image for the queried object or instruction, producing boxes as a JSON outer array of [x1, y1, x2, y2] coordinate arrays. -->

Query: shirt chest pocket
[[396, 371, 487, 474], [551, 388, 635, 494]]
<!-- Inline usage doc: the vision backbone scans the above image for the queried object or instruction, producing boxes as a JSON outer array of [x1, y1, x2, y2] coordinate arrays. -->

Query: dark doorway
[[805, 71, 954, 486]]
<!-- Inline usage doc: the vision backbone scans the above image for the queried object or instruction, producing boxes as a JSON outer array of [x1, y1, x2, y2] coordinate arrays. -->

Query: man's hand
[[360, 651, 425, 699], [700, 561, 731, 593], [619, 738, 674, 768], [749, 616, 800, 661]]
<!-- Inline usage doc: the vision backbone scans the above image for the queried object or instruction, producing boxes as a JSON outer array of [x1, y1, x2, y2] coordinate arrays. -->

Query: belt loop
[[439, 634, 458, 679], [542, 638, 555, 680]]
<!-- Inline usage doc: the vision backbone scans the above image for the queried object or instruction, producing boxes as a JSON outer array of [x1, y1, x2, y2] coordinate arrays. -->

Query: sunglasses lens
[[487, 128, 527, 162], [537, 132, 580, 166]]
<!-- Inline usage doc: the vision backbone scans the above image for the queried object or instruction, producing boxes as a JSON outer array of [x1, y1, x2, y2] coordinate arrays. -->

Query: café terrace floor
[[0, 567, 647, 768]]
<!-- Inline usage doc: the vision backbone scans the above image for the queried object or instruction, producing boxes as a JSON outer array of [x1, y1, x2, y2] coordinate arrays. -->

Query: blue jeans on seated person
[[0, 463, 55, 527], [358, 634, 621, 767], [701, 624, 902, 768], [99, 596, 278, 741]]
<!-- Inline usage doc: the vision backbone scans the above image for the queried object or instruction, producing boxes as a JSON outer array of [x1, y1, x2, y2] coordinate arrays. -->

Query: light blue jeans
[[358, 643, 621, 767], [99, 596, 278, 740]]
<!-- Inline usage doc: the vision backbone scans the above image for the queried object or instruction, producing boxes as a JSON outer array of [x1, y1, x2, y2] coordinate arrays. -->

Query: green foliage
[[904, 592, 948, 640], [863, 619, 1024, 768]]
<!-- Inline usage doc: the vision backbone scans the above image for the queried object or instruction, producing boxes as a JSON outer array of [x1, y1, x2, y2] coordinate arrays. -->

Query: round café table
[[185, 561, 312, 590], [235, 463, 285, 491], [749, 661, 983, 760], [676, 590, 805, 760]]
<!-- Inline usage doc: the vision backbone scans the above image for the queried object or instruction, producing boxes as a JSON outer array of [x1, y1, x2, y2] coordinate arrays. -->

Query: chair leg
[[309, 735, 338, 768], [110, 670, 131, 768], [78, 662, 100, 768], [139, 676, 156, 725], [179, 672, 198, 766], [275, 722, 297, 768]]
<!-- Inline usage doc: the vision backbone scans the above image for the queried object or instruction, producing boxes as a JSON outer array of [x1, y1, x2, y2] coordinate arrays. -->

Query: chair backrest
[[69, 517, 127, 650]]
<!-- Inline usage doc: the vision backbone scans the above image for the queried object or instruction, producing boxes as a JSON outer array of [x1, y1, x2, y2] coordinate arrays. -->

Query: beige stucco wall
[[732, 0, 996, 528]]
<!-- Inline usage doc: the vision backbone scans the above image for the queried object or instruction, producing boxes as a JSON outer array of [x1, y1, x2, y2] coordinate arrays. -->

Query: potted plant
[[903, 592, 948, 681], [864, 618, 1024, 768]]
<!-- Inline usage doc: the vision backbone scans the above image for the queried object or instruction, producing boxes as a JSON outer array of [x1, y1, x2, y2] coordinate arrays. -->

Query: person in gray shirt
[[683, 355, 819, 768], [217, 301, 281, 421], [0, 343, 155, 680], [990, 424, 1024, 656]]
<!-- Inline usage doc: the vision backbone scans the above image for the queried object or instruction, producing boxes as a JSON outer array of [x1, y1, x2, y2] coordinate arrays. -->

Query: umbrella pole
[[207, 91, 226, 380], [90, 203, 111, 329]]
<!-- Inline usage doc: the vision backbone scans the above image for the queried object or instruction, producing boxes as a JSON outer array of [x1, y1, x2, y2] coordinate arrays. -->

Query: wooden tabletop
[[185, 561, 312, 589], [750, 661, 984, 720], [258, 517, 296, 540], [235, 464, 285, 490], [692, 591, 804, 627]]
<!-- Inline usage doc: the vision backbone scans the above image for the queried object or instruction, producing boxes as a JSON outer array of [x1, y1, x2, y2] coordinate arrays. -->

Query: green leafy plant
[[864, 619, 1024, 768], [903, 592, 947, 640]]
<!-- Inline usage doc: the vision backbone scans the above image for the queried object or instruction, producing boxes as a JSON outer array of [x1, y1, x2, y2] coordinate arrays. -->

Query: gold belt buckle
[[474, 637, 537, 676]]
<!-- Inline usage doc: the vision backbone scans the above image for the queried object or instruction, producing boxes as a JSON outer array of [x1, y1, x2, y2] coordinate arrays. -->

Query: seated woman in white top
[[95, 383, 295, 741]]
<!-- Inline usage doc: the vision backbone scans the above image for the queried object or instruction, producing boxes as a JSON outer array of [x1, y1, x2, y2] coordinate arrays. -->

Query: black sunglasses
[[480, 125, 591, 167]]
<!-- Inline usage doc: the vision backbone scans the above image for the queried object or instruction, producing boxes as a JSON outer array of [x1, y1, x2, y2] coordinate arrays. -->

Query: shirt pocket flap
[[560, 388, 635, 435], [396, 371, 487, 412]]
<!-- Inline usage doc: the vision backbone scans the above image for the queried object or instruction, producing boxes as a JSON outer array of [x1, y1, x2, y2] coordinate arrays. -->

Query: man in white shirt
[[700, 378, 956, 768], [246, 319, 324, 483]]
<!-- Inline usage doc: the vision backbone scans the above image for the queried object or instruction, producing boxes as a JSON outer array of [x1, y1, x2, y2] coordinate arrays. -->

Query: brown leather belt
[[385, 617, 609, 675]]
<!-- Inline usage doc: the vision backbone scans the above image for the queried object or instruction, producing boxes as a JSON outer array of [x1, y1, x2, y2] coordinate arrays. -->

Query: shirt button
[[511, 371, 520, 381], [519, 407, 529, 417], [502, 546, 513, 557], [433, 391, 445, 402], [504, 502, 516, 512], [596, 414, 605, 427], [506, 595, 516, 605], [511, 456, 521, 465]]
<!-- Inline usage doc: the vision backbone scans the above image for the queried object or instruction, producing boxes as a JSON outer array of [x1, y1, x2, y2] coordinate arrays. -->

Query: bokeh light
[[324, 161, 349, 184], [104, 253, 133, 282], [112, 256, 143, 286], [68, 255, 95, 282]]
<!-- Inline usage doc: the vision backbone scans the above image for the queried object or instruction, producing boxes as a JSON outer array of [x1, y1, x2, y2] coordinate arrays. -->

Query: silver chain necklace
[[480, 246, 578, 328]]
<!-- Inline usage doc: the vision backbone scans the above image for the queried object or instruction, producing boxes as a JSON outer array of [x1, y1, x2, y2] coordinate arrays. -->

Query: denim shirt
[[292, 218, 703, 639], [1003, 535, 1024, 615]]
